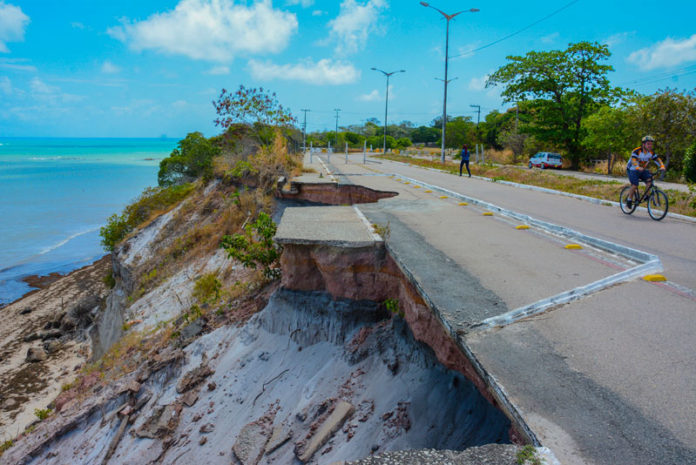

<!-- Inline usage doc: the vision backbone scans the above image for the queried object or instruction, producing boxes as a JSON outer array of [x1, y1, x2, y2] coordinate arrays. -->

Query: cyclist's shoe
[[626, 198, 633, 209]]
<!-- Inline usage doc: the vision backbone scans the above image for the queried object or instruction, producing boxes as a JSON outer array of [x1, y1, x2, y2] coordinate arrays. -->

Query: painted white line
[[382, 159, 696, 223], [353, 205, 384, 242], [391, 174, 664, 329]]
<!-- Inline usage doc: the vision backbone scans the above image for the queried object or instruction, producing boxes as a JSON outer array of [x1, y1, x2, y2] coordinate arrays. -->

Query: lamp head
[[470, 8, 479, 12], [420, 2, 429, 6]]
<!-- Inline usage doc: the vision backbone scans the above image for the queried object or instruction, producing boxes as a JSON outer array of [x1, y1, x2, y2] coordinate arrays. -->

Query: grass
[[34, 408, 51, 421], [516, 445, 543, 465], [378, 154, 696, 217]]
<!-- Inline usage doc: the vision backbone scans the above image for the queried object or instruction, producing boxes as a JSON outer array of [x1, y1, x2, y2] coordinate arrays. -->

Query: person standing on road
[[626, 135, 665, 208], [459, 144, 471, 177]]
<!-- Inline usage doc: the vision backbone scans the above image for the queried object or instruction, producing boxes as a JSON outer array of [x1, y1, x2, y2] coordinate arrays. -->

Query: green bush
[[158, 132, 220, 187], [34, 408, 51, 421], [0, 439, 13, 456], [684, 141, 696, 183], [221, 212, 281, 280], [193, 273, 222, 303], [100, 183, 195, 251]]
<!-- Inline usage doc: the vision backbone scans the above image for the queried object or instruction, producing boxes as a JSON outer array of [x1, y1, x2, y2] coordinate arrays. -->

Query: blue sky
[[1, 0, 695, 138]]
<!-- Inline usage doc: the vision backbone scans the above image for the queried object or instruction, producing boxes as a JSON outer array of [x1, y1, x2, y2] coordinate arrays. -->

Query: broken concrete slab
[[176, 364, 214, 394], [265, 424, 292, 455], [232, 421, 272, 465], [297, 401, 355, 463]]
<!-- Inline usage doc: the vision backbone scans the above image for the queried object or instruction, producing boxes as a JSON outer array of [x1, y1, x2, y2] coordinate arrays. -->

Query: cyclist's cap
[[642, 135, 655, 143]]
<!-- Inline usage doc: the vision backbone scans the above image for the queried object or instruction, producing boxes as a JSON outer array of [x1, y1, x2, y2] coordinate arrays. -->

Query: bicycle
[[619, 170, 669, 221]]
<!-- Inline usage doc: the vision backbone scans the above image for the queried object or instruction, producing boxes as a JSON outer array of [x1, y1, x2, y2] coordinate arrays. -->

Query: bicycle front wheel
[[619, 186, 637, 214], [648, 189, 669, 221]]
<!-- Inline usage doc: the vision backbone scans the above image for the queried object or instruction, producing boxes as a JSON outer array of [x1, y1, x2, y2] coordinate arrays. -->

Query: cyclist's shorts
[[628, 169, 652, 186]]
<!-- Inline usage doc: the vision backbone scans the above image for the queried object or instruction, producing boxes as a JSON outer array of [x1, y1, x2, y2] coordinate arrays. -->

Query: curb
[[392, 173, 664, 329], [383, 159, 696, 224]]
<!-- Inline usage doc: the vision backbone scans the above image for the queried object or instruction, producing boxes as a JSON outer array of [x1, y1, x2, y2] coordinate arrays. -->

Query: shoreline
[[0, 255, 109, 310]]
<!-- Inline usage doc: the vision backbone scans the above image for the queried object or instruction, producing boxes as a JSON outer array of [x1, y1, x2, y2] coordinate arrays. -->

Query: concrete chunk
[[232, 421, 272, 465], [297, 401, 354, 463]]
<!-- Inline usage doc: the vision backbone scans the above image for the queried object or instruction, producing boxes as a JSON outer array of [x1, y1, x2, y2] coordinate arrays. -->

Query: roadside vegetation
[[63, 85, 303, 428], [306, 41, 695, 184], [378, 152, 696, 217]]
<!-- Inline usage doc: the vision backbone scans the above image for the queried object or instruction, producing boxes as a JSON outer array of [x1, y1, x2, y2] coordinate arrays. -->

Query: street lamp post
[[371, 68, 405, 153], [420, 2, 479, 163]]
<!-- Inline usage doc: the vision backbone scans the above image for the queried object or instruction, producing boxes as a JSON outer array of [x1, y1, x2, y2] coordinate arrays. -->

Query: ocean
[[0, 137, 179, 306]]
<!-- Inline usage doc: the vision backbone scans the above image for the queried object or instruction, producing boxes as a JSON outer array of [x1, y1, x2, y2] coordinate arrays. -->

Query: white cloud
[[541, 32, 559, 44], [0, 61, 36, 71], [101, 60, 121, 74], [0, 75, 11, 94], [628, 34, 696, 70], [71, 21, 86, 30], [312, 10, 325, 16], [604, 32, 633, 48], [468, 74, 488, 91], [30, 77, 58, 94], [247, 58, 360, 85], [286, 0, 314, 6], [108, 0, 298, 62], [0, 2, 30, 53], [29, 77, 84, 103], [206, 65, 230, 75], [327, 0, 387, 55], [358, 89, 380, 102]]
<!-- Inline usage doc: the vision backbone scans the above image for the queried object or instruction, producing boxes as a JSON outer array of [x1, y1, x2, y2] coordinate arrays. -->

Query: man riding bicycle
[[626, 135, 665, 208]]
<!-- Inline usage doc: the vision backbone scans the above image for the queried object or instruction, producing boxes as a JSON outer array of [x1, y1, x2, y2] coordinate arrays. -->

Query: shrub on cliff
[[158, 132, 220, 187], [213, 85, 295, 148], [221, 212, 281, 280], [100, 183, 195, 251]]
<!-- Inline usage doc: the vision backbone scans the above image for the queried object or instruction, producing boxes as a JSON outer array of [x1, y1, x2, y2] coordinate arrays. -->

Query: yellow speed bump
[[516, 225, 530, 230], [439, 196, 448, 199], [565, 244, 583, 250], [424, 190, 433, 193], [482, 212, 494, 216], [404, 181, 410, 184], [413, 185, 421, 189], [458, 202, 468, 206], [643, 274, 667, 282]]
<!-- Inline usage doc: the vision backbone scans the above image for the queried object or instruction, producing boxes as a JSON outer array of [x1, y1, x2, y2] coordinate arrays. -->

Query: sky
[[1, 0, 695, 138]]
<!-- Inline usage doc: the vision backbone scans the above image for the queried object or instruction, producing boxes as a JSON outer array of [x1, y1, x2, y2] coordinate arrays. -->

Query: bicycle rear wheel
[[648, 189, 669, 221], [619, 186, 637, 214]]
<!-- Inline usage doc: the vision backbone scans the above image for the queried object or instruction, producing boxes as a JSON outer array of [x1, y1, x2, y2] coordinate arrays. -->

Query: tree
[[582, 105, 637, 174], [445, 116, 475, 149], [411, 126, 440, 144], [158, 132, 220, 186], [213, 85, 296, 145], [487, 41, 620, 169], [626, 88, 696, 172], [396, 137, 412, 149]]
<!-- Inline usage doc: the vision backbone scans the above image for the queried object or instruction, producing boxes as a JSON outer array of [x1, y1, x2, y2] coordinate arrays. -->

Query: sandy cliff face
[[1, 180, 522, 465]]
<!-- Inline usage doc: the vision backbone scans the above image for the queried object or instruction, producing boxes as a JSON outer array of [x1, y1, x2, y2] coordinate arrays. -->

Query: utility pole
[[301, 109, 310, 152], [334, 108, 341, 150], [371, 68, 406, 153], [301, 109, 310, 149], [515, 103, 519, 132], [470, 104, 481, 128], [420, 2, 479, 164]]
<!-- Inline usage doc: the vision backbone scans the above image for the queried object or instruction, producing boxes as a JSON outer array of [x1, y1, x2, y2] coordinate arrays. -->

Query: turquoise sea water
[[0, 138, 178, 306]]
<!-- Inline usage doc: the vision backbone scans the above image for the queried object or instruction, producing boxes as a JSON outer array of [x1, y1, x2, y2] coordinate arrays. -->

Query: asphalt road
[[312, 152, 696, 465]]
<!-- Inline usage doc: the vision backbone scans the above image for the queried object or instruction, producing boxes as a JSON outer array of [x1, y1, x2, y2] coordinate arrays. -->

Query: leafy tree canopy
[[487, 41, 621, 168], [158, 132, 220, 187]]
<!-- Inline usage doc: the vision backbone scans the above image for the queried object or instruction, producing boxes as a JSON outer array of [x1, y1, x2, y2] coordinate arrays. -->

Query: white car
[[529, 152, 562, 169]]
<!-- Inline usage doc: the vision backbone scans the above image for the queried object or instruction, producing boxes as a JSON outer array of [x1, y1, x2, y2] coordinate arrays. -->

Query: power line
[[450, 0, 581, 59], [617, 64, 696, 87]]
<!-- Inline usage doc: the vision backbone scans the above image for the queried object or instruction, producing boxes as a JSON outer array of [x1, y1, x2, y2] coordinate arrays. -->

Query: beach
[[0, 137, 177, 306]]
